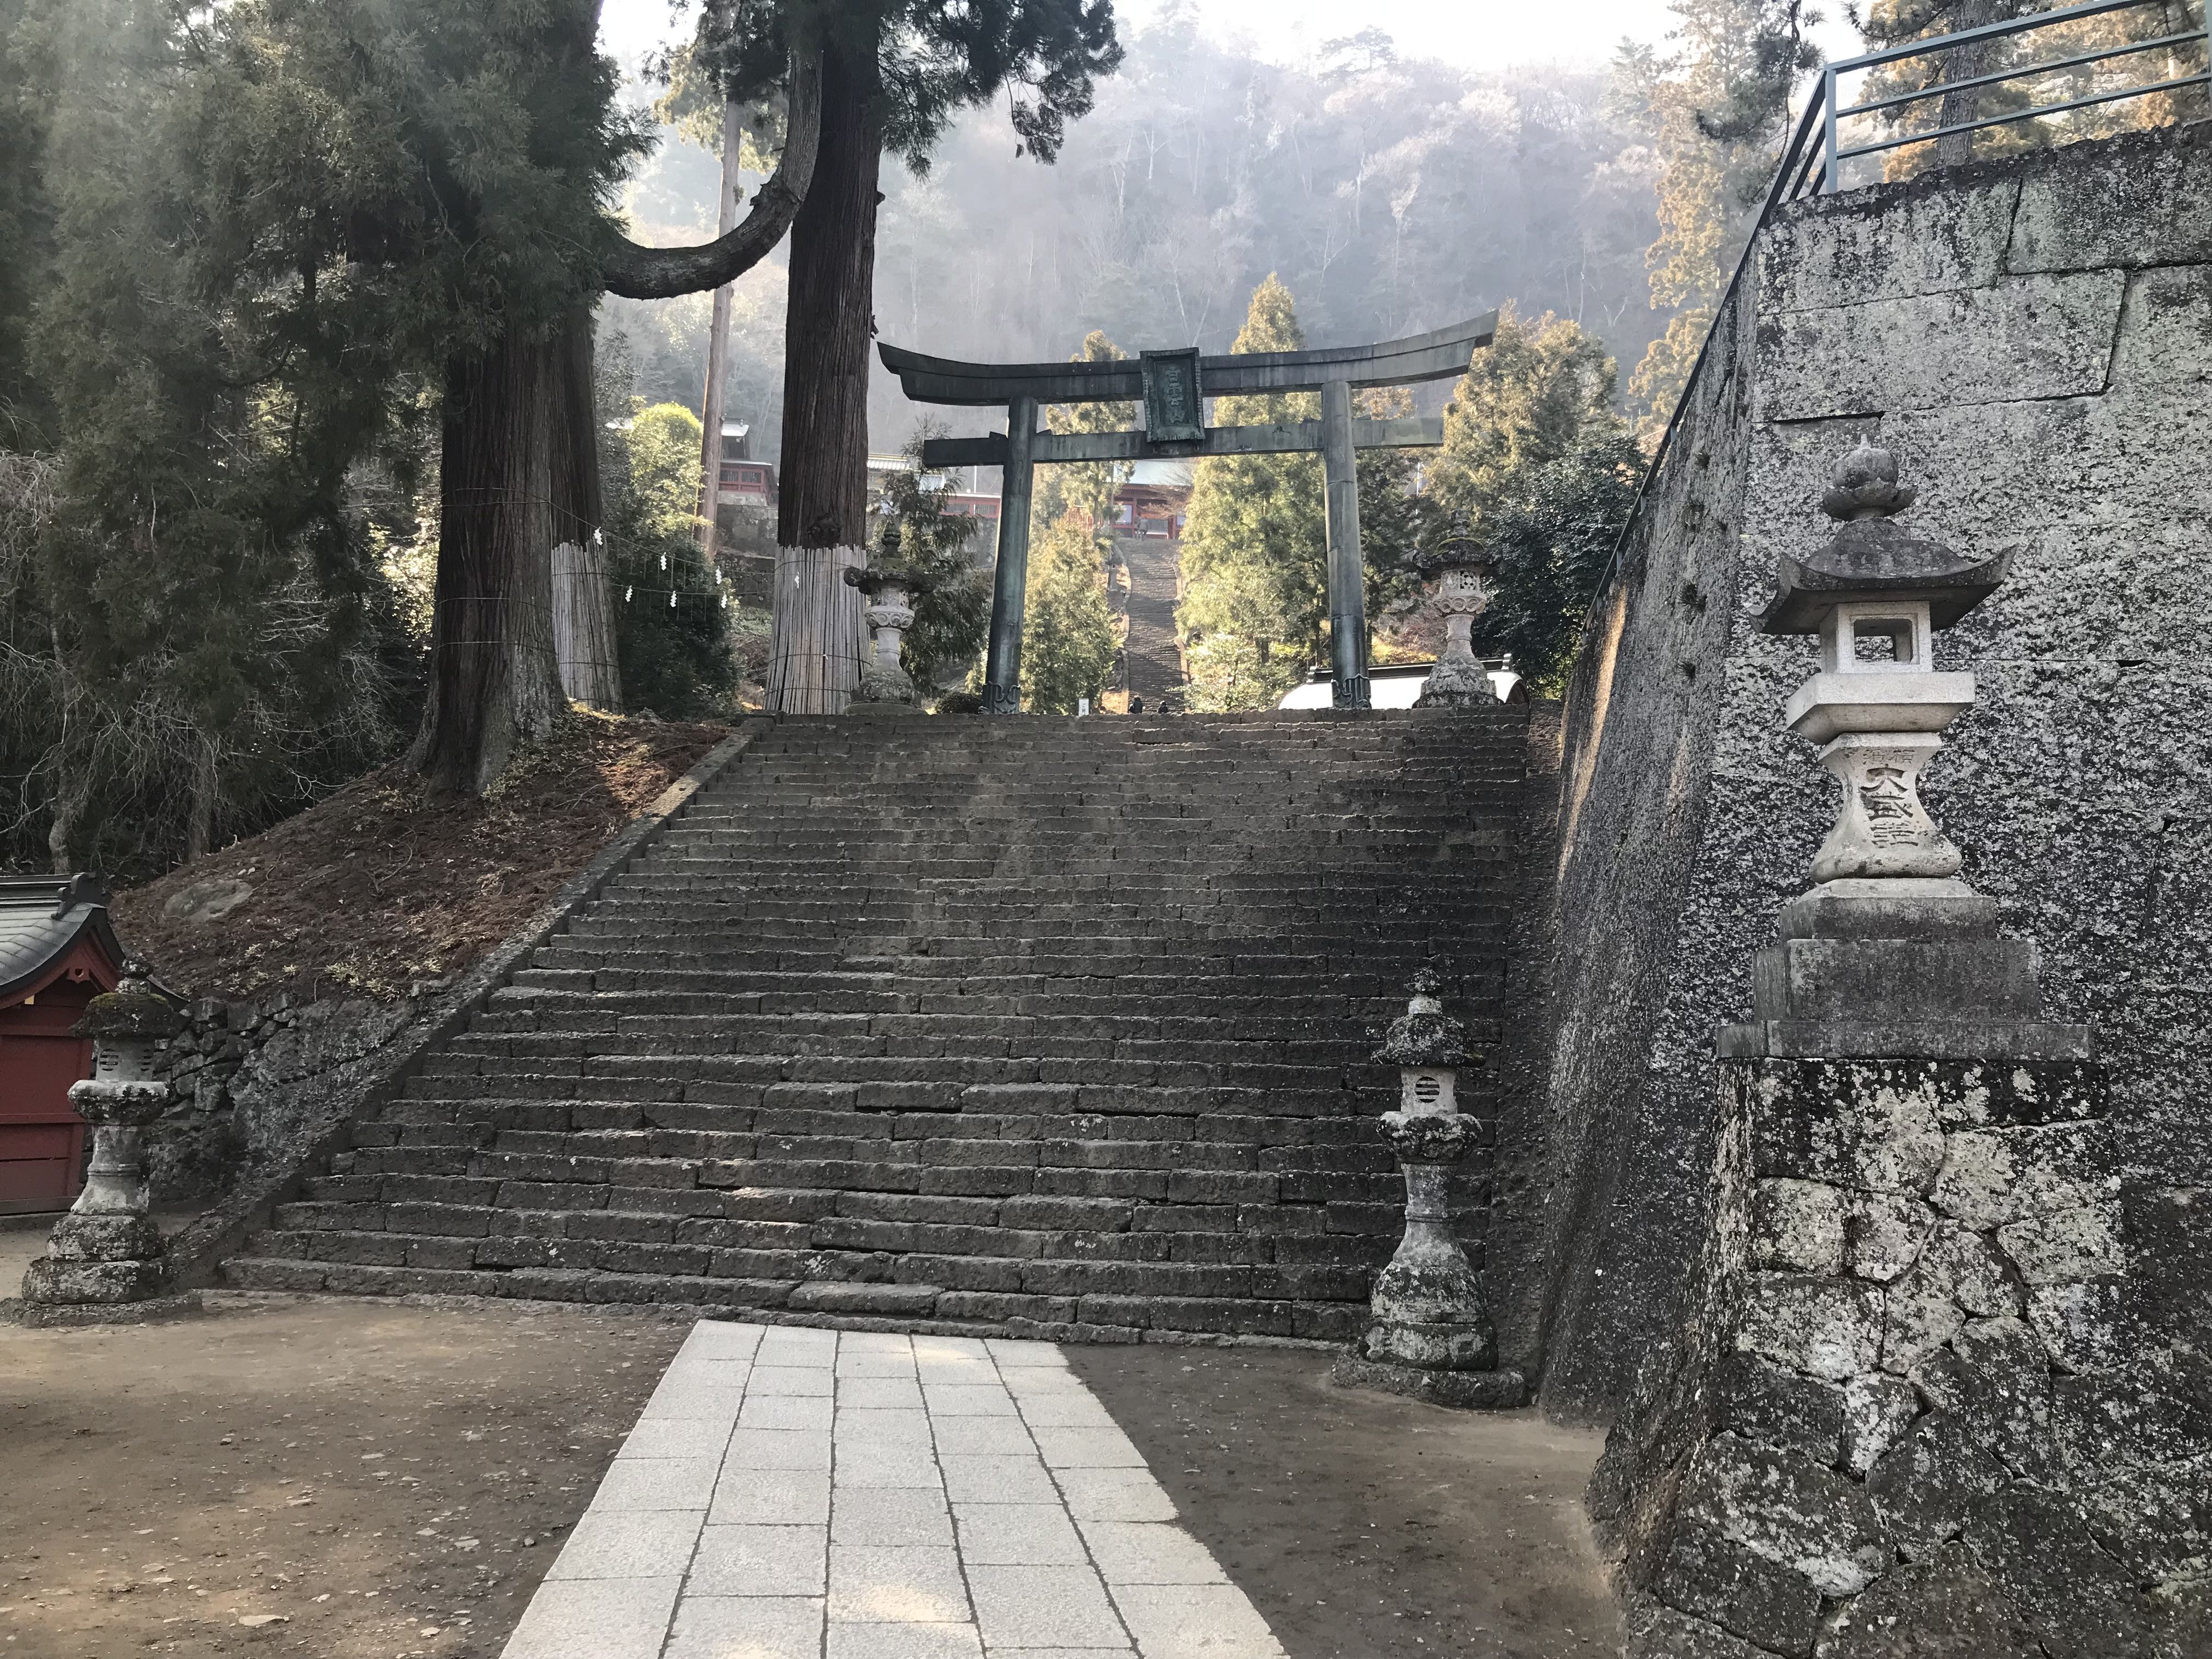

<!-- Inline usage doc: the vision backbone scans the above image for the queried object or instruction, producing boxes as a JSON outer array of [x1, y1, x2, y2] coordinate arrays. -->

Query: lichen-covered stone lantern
[[844, 532, 935, 708], [1412, 517, 1499, 708], [1719, 438, 2085, 1060], [1331, 970, 1523, 1408], [1760, 441, 2005, 885], [16, 960, 196, 1323]]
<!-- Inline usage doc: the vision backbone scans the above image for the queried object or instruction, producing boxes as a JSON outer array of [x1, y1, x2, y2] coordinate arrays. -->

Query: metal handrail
[[1591, 0, 2207, 617], [1840, 24, 2202, 122], [1808, 0, 2210, 195]]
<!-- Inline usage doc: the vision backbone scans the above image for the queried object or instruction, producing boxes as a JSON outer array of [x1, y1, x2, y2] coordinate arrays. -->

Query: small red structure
[[0, 875, 122, 1214]]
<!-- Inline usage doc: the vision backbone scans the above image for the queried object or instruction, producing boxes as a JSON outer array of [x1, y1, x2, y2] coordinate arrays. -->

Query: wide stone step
[[383, 1074, 1373, 1119], [249, 1220, 1388, 1296], [422, 1040, 1371, 1079], [218, 1254, 1372, 1340]]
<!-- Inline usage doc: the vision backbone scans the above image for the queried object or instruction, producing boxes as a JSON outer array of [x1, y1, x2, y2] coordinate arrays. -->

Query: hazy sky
[[596, 1, 1844, 80]]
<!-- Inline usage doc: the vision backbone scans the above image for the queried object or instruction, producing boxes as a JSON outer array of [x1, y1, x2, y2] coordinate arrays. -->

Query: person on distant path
[[1129, 696, 1146, 715]]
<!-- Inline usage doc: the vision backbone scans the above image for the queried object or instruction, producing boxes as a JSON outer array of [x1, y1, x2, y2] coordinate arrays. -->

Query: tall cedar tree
[[415, 0, 822, 795], [1022, 510, 1119, 713], [1176, 277, 1431, 708], [1177, 276, 1325, 712], [1027, 330, 1131, 707], [1427, 304, 1637, 692], [1037, 330, 1136, 531], [25, 0, 429, 870], [1626, 0, 1817, 436], [690, 2, 1122, 561]]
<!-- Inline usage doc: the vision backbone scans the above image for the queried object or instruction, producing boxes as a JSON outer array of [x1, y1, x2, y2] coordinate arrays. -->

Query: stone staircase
[[1116, 533, 1186, 707], [227, 711, 1530, 1341]]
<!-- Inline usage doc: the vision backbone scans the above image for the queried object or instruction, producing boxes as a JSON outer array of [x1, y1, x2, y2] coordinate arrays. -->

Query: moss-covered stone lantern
[[1331, 970, 1523, 1408], [18, 960, 194, 1320]]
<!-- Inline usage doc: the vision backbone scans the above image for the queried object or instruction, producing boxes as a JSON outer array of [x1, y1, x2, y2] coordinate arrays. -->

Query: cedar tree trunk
[[409, 326, 568, 795], [768, 42, 881, 712], [551, 304, 622, 709]]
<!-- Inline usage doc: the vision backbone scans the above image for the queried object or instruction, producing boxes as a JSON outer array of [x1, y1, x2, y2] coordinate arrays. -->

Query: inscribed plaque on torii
[[877, 314, 1498, 713]]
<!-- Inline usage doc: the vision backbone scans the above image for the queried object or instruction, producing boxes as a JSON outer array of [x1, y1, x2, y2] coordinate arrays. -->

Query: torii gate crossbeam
[[878, 313, 1496, 713]]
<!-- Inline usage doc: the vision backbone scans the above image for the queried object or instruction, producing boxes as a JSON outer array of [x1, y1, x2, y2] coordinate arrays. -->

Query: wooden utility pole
[[696, 97, 743, 561]]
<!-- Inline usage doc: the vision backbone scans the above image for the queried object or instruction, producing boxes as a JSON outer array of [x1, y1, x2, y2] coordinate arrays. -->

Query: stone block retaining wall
[[150, 995, 420, 1199], [1590, 1058, 2206, 1656], [1526, 122, 2212, 1422]]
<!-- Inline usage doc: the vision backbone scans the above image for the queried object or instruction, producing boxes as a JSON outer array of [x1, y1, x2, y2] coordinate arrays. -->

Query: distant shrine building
[[861, 454, 1190, 555], [710, 421, 777, 528]]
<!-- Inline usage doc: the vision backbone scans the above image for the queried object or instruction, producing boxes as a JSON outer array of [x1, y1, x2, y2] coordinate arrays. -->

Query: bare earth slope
[[111, 715, 729, 1002]]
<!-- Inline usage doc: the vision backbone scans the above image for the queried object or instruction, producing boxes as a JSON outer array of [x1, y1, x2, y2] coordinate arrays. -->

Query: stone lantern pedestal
[[1331, 971, 1524, 1408], [14, 963, 199, 1326], [1412, 521, 1499, 708]]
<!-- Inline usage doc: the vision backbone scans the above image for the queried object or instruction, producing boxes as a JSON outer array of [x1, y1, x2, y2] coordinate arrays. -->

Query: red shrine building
[[1108, 473, 1189, 541], [0, 875, 122, 1213], [711, 421, 777, 518]]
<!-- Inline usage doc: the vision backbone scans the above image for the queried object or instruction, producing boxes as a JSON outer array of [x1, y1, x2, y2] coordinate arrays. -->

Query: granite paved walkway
[[500, 1321, 1287, 1659]]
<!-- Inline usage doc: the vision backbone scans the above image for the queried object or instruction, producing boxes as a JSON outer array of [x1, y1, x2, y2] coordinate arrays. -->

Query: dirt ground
[[1069, 1344, 1623, 1659], [2, 1296, 1622, 1659], [111, 713, 730, 1002], [0, 1296, 685, 1659]]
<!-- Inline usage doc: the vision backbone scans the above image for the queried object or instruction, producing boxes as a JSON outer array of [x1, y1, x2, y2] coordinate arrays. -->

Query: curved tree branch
[[600, 42, 821, 301]]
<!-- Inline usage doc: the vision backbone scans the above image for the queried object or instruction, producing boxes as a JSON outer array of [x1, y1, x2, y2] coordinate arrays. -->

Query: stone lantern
[[1412, 518, 1499, 708], [1764, 441, 2003, 885], [1722, 440, 2075, 1056], [1331, 970, 1523, 1408], [19, 960, 196, 1322], [844, 534, 935, 708]]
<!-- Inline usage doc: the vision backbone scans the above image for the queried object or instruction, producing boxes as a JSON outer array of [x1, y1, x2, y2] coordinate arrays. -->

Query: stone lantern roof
[[71, 958, 184, 1042], [1372, 969, 1474, 1068], [1409, 512, 1493, 579], [1757, 442, 2010, 634], [844, 565, 938, 600]]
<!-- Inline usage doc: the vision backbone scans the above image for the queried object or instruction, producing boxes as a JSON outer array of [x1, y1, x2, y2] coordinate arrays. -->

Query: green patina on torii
[[878, 313, 1497, 712]]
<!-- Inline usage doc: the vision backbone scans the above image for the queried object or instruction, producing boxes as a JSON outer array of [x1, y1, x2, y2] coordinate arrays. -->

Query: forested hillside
[[608, 10, 1686, 457], [2, 0, 1820, 883]]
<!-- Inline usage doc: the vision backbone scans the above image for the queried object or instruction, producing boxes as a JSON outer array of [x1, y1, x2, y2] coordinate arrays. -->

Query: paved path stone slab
[[499, 1320, 1284, 1659]]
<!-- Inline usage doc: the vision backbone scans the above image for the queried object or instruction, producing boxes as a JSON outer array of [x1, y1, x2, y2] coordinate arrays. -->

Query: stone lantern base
[[13, 1209, 201, 1326], [1413, 650, 1497, 708], [1330, 1351, 1527, 1409], [5, 1290, 204, 1329]]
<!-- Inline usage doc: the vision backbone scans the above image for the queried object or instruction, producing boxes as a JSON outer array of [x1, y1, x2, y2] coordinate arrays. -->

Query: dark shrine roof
[[0, 874, 121, 1006]]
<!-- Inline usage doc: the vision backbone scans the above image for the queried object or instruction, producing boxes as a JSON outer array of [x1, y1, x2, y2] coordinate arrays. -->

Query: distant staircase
[[229, 711, 1530, 1341], [1117, 535, 1186, 707]]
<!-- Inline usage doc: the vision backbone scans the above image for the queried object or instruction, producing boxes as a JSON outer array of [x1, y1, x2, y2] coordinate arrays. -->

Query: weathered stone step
[[219, 1254, 1370, 1341]]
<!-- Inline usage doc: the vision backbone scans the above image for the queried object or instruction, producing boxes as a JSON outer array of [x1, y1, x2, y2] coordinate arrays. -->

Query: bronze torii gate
[[877, 313, 1497, 713]]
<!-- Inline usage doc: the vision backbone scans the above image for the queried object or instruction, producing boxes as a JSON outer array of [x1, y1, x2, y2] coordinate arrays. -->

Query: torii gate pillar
[[983, 396, 1040, 715], [882, 314, 1496, 712], [1319, 379, 1367, 707]]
